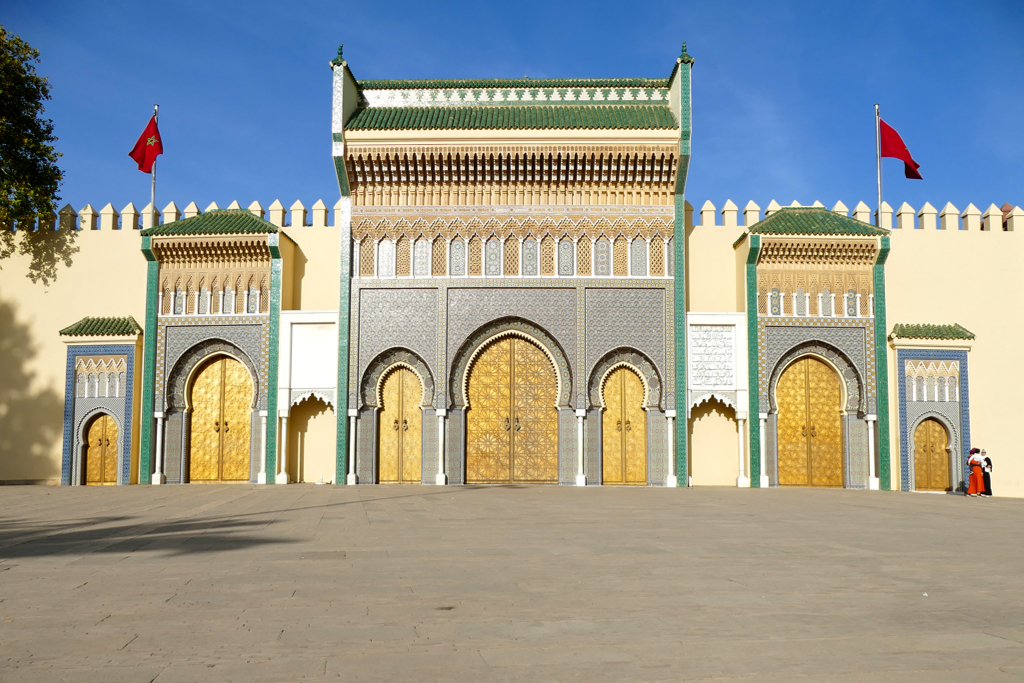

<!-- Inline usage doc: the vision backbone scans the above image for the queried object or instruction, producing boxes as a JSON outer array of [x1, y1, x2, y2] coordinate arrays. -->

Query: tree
[[0, 26, 75, 285]]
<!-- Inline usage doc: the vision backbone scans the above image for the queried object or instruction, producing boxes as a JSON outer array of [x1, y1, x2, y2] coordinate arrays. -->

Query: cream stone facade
[[0, 44, 1020, 496]]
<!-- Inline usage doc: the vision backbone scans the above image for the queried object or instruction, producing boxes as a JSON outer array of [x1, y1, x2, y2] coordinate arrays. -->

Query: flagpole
[[874, 103, 882, 227], [151, 104, 159, 224]]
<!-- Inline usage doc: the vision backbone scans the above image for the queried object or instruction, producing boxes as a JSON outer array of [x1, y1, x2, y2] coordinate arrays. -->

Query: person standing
[[967, 448, 985, 497], [981, 449, 993, 497]]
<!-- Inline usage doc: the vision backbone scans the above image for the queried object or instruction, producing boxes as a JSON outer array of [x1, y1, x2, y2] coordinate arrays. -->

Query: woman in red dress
[[967, 448, 985, 496]]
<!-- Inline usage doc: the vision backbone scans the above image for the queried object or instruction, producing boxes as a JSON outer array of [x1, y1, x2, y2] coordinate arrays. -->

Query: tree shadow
[[0, 216, 79, 285], [0, 297, 62, 481]]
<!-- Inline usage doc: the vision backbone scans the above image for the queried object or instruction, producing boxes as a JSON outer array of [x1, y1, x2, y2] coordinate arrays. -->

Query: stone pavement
[[1, 484, 1023, 682]]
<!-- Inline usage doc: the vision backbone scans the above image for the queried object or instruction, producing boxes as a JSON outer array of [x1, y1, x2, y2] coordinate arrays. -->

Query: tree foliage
[[0, 26, 76, 285]]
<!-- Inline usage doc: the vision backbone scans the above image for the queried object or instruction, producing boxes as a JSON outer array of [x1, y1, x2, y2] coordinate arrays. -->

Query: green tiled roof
[[140, 210, 278, 237], [60, 316, 142, 337], [889, 323, 975, 341], [748, 207, 888, 237], [345, 105, 676, 131], [357, 78, 669, 90]]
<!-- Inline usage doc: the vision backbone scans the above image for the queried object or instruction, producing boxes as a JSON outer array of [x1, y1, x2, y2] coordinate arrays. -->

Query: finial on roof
[[330, 44, 344, 67], [679, 41, 694, 65]]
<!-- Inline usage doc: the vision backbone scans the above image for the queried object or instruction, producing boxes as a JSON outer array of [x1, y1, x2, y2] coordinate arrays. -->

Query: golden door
[[914, 419, 950, 491], [378, 367, 423, 483], [189, 356, 253, 482], [466, 337, 559, 483], [602, 367, 647, 485], [776, 357, 843, 487], [84, 414, 118, 485]]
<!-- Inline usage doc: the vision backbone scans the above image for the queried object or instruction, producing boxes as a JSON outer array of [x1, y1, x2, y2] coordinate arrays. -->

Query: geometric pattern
[[587, 348, 662, 410]]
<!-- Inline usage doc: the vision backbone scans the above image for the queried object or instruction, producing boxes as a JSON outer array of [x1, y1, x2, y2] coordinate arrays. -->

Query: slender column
[[157, 292, 163, 317], [276, 414, 290, 484], [758, 416, 770, 487], [575, 408, 586, 486], [665, 410, 678, 487], [856, 293, 862, 317], [436, 409, 447, 485], [830, 293, 836, 317], [152, 412, 166, 484], [244, 289, 250, 316], [218, 290, 224, 316], [346, 409, 358, 485], [867, 415, 879, 490], [736, 417, 749, 487], [257, 410, 268, 484]]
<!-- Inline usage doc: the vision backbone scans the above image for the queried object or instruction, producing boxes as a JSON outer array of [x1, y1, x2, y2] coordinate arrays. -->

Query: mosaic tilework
[[585, 288, 666, 392], [444, 408, 464, 485], [336, 195, 353, 484], [558, 408, 577, 485], [558, 241, 574, 276], [584, 408, 603, 484], [873, 236, 892, 489], [139, 237, 160, 482], [356, 289, 438, 399], [587, 350, 663, 410], [897, 348, 971, 493], [847, 415, 869, 489], [165, 339, 261, 411], [360, 348, 435, 409], [744, 235, 762, 483], [358, 85, 670, 109], [648, 408, 668, 485], [159, 321, 267, 410], [61, 344, 135, 486], [766, 340, 864, 414], [630, 240, 647, 277], [522, 239, 538, 276]]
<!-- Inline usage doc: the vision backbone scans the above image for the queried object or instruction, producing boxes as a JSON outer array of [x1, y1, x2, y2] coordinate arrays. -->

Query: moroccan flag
[[879, 119, 922, 179], [129, 116, 163, 173]]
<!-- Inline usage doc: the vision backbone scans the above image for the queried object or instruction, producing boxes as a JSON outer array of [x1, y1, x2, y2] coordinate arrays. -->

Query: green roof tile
[[889, 323, 975, 341], [60, 316, 142, 337], [357, 78, 670, 90], [748, 207, 888, 237], [345, 105, 676, 131], [140, 210, 278, 237]]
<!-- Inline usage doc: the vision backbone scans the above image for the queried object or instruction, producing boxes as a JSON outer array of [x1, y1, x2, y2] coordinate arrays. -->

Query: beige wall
[[885, 228, 1024, 497], [283, 225, 340, 311], [684, 223, 745, 313], [689, 399, 740, 486], [287, 397, 336, 483]]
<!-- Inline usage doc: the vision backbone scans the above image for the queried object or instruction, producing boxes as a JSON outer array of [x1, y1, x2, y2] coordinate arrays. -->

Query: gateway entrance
[[602, 367, 647, 485], [914, 418, 951, 492], [378, 367, 423, 483], [188, 356, 253, 483], [84, 414, 118, 485], [776, 356, 843, 487], [465, 337, 558, 484]]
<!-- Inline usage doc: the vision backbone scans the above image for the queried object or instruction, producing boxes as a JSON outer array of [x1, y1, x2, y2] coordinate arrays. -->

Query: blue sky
[[6, 0, 1023, 217]]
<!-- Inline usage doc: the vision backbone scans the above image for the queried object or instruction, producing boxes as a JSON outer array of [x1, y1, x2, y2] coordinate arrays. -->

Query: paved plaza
[[1, 484, 1022, 682]]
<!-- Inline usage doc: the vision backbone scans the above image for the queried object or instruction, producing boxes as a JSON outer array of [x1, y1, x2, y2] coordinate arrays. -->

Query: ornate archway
[[166, 339, 260, 412], [587, 348, 662, 410], [360, 348, 434, 409]]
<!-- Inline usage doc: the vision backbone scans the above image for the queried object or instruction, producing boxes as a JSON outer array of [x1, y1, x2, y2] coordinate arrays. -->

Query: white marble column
[[665, 410, 678, 487], [736, 417, 750, 487], [758, 415, 770, 488], [152, 412, 166, 485], [436, 409, 447, 485], [258, 410, 268, 484], [867, 415, 879, 490], [346, 409, 358, 485], [575, 408, 586, 486], [276, 413, 290, 484]]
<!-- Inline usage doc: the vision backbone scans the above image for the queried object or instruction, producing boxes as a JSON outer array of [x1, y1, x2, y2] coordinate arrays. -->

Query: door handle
[[393, 419, 400, 431], [403, 419, 408, 432], [504, 416, 511, 431], [625, 419, 632, 432], [214, 421, 220, 433], [105, 438, 110, 447], [616, 419, 622, 432], [810, 425, 816, 438], [802, 425, 806, 437], [223, 421, 228, 432], [515, 416, 521, 432]]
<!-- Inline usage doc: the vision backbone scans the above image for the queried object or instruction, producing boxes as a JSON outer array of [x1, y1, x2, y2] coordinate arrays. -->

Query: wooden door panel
[[466, 339, 513, 483], [189, 359, 223, 482], [400, 369, 422, 483], [622, 368, 647, 485], [602, 369, 625, 484], [777, 360, 809, 486], [511, 339, 558, 483], [378, 369, 403, 483], [807, 358, 843, 487]]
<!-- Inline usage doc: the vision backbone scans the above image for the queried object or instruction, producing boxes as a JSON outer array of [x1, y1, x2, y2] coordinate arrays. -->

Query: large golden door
[[189, 356, 252, 482], [466, 337, 559, 483], [378, 367, 423, 483], [602, 367, 647, 485], [84, 414, 118, 485], [914, 419, 950, 491], [776, 357, 843, 487]]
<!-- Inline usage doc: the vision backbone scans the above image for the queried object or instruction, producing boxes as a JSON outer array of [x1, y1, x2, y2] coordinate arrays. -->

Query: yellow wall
[[885, 227, 1024, 497], [689, 399, 740, 486], [286, 397, 336, 483], [685, 224, 745, 312], [283, 225, 340, 311]]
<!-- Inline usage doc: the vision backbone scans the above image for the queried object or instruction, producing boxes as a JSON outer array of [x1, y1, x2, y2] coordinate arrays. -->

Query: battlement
[[11, 198, 1024, 233], [687, 199, 1024, 232]]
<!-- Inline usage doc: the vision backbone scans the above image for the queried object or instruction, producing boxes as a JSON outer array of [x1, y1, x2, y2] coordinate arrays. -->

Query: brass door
[[466, 337, 559, 483], [378, 367, 423, 483], [602, 367, 647, 485], [189, 356, 253, 482], [84, 414, 118, 485], [776, 357, 843, 487], [914, 418, 951, 491]]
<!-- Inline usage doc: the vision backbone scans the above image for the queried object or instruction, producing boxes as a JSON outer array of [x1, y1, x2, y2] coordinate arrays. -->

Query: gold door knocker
[[504, 416, 511, 431], [393, 419, 400, 431], [625, 419, 632, 432], [223, 421, 228, 432], [214, 421, 220, 433], [616, 419, 622, 432], [810, 426, 816, 438], [802, 425, 807, 437], [403, 419, 408, 432], [515, 416, 521, 432]]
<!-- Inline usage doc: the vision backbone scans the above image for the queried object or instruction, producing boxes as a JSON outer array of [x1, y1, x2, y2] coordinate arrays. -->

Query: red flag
[[879, 119, 922, 179], [129, 116, 163, 173]]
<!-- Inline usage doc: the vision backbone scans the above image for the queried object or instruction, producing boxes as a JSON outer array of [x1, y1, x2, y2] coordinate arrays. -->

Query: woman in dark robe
[[982, 449, 993, 497], [967, 448, 985, 497]]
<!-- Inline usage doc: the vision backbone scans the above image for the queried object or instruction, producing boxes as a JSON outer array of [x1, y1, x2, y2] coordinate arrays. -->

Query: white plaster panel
[[291, 323, 337, 389]]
